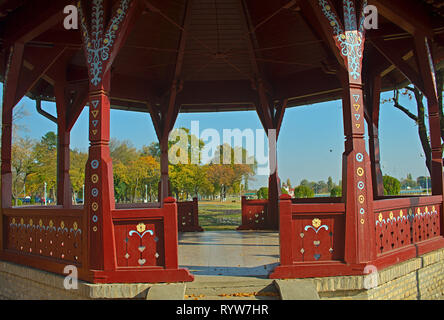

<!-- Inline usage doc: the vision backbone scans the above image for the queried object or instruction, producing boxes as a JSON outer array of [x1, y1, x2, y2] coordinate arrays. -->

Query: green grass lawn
[[198, 199, 241, 231]]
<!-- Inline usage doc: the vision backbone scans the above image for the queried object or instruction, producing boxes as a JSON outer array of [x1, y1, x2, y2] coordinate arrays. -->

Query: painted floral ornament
[[136, 222, 146, 233], [312, 218, 322, 229]]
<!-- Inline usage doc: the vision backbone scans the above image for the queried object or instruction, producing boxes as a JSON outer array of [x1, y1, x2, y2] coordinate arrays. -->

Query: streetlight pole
[[44, 182, 47, 206], [145, 184, 148, 203]]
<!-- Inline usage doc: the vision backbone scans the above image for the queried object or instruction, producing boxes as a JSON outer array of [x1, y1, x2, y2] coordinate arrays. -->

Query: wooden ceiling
[[0, 0, 443, 114]]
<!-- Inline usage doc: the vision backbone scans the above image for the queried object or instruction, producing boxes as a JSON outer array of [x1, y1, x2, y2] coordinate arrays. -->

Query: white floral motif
[[318, 0, 366, 80], [78, 0, 131, 86]]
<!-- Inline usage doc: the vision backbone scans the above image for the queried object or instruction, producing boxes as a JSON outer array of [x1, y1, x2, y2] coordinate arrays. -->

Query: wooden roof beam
[[238, 0, 274, 95], [370, 37, 426, 94], [368, 0, 434, 38], [152, 0, 194, 140], [2, 0, 73, 45]]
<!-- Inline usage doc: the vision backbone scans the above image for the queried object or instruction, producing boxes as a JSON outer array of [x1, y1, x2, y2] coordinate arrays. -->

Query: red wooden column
[[414, 35, 444, 236], [309, 0, 376, 265], [78, 0, 139, 271], [159, 135, 171, 203], [54, 81, 72, 207], [1, 43, 24, 208], [365, 74, 384, 197], [256, 83, 286, 230], [414, 36, 444, 197]]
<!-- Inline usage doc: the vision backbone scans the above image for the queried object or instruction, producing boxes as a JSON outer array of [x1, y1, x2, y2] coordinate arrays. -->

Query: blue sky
[[2, 83, 430, 189]]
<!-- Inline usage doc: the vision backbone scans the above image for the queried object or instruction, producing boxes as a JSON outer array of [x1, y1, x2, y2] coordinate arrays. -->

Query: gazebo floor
[[178, 230, 279, 277]]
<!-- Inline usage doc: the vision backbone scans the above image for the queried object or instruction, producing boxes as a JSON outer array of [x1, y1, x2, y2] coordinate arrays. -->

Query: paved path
[[178, 231, 279, 277]]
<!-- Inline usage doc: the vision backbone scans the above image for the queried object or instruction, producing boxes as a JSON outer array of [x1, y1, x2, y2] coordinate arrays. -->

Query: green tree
[[256, 187, 268, 199], [330, 185, 342, 197], [383, 175, 401, 196], [70, 149, 88, 203], [11, 136, 36, 205], [327, 176, 334, 192], [29, 132, 58, 202], [294, 185, 314, 198]]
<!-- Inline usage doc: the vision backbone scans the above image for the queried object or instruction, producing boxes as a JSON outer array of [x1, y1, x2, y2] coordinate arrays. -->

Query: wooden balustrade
[[271, 194, 444, 279], [237, 196, 271, 230], [177, 198, 203, 232], [371, 196, 444, 269], [0, 198, 194, 283], [1, 207, 88, 278]]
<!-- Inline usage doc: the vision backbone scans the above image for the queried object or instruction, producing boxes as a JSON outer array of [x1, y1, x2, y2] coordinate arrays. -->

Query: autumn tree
[[28, 131, 58, 202], [11, 136, 36, 205]]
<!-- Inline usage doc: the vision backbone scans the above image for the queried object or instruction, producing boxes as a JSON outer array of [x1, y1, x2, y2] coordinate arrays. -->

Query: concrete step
[[184, 276, 281, 300]]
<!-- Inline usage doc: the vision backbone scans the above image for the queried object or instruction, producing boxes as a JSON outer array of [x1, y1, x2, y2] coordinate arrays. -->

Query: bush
[[294, 185, 314, 198], [256, 187, 268, 199], [330, 186, 342, 197], [383, 175, 401, 195]]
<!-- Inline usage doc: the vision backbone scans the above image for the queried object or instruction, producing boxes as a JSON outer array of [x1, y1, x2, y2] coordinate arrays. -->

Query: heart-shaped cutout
[[314, 254, 321, 260], [255, 214, 259, 218], [138, 246, 146, 252], [138, 258, 146, 266], [313, 240, 321, 247]]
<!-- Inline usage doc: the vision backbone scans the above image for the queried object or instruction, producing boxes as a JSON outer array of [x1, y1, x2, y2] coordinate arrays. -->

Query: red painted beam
[[14, 46, 67, 106], [368, 0, 434, 38], [370, 38, 426, 94], [2, 0, 74, 45]]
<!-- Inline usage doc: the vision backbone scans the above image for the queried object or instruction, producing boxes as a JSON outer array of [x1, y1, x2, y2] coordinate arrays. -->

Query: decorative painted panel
[[375, 205, 441, 255], [318, 0, 368, 80], [78, 0, 132, 86], [114, 220, 165, 267], [238, 198, 269, 230], [177, 199, 203, 232], [5, 214, 83, 264], [291, 214, 345, 262]]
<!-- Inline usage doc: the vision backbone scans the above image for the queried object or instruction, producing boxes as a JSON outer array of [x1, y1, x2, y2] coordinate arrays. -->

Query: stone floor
[[178, 230, 280, 277]]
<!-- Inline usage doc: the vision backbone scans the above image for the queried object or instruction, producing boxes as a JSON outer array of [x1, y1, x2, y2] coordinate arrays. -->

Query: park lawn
[[197, 200, 241, 231]]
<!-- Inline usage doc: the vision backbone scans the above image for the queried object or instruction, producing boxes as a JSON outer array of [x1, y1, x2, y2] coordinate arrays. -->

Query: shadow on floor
[[180, 263, 280, 277]]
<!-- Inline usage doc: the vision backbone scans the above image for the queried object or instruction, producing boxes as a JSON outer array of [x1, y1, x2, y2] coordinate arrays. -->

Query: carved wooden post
[[268, 128, 280, 229], [1, 43, 24, 209], [414, 35, 444, 236], [366, 74, 384, 198], [256, 83, 285, 230], [311, 0, 376, 264], [159, 135, 171, 203], [55, 81, 72, 207], [414, 36, 444, 197], [78, 0, 138, 271]]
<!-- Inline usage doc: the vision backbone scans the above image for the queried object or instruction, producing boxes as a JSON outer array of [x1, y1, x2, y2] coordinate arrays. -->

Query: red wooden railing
[[0, 198, 194, 283], [371, 196, 444, 269], [270, 195, 348, 278], [271, 194, 444, 279], [1, 206, 89, 278], [237, 196, 270, 230], [177, 198, 203, 232]]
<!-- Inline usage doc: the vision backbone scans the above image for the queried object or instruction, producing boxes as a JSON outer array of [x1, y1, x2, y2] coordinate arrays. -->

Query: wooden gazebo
[[1, 0, 444, 283]]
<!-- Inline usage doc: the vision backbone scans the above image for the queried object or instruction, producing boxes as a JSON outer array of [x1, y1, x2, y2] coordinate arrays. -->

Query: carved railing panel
[[238, 197, 269, 230], [291, 214, 345, 262], [375, 204, 441, 255], [114, 220, 165, 268], [3, 209, 84, 265]]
